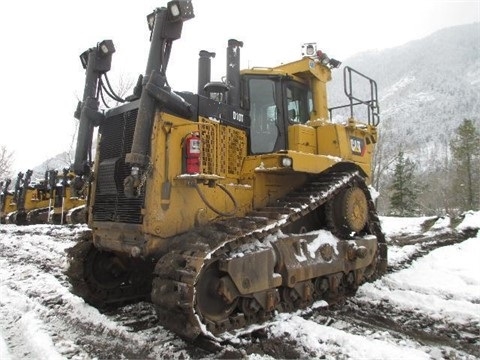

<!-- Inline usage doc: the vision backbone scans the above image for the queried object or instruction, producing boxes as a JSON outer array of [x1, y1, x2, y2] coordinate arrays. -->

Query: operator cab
[[242, 75, 312, 154]]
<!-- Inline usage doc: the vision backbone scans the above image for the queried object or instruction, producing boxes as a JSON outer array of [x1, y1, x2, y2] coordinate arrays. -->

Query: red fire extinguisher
[[184, 132, 201, 174]]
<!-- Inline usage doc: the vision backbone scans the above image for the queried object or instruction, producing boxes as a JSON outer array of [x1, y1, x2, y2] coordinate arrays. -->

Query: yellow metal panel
[[316, 123, 341, 157], [243, 152, 340, 175], [141, 113, 253, 240], [274, 58, 331, 83], [288, 124, 317, 154], [287, 151, 341, 174]]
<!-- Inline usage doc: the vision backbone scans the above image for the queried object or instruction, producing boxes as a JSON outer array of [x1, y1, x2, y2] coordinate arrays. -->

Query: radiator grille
[[93, 107, 144, 224]]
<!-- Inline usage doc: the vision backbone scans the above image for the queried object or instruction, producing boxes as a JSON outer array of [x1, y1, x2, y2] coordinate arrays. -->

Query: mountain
[[30, 151, 73, 181], [329, 22, 480, 167]]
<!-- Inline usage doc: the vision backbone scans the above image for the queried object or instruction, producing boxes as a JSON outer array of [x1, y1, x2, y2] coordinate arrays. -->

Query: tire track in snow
[[0, 225, 205, 359]]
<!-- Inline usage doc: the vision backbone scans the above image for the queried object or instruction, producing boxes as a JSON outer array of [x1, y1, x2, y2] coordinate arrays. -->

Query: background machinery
[[67, 0, 387, 340], [5, 170, 51, 225], [50, 168, 88, 225], [0, 179, 14, 223], [2, 169, 87, 225]]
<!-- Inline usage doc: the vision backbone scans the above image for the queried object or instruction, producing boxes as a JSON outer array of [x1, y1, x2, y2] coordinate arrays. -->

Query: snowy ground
[[0, 212, 479, 359]]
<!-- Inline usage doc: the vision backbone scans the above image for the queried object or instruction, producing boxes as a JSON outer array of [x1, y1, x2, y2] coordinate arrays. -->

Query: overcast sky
[[0, 0, 479, 173]]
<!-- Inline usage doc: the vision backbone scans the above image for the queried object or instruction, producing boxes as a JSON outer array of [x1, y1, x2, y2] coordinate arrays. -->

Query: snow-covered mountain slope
[[329, 22, 480, 168]]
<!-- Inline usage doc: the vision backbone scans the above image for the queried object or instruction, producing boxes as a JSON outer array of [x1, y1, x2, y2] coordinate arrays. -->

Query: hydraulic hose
[[193, 182, 238, 217]]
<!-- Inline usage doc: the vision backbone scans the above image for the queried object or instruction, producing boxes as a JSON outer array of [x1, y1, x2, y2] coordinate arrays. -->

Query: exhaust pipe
[[198, 50, 215, 97], [226, 39, 243, 107]]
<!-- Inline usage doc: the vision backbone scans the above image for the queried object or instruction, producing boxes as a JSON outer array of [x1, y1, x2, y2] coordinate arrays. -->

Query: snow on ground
[[359, 234, 480, 326], [379, 215, 436, 237], [266, 313, 432, 360], [0, 212, 479, 359]]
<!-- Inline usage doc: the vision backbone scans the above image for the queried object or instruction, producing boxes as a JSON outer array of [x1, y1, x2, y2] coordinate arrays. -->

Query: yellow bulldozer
[[0, 179, 15, 223], [67, 0, 387, 340], [2, 169, 87, 225], [4, 170, 51, 225], [48, 168, 88, 225]]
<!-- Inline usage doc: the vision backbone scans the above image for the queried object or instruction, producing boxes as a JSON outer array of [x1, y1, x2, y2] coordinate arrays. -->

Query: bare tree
[[371, 120, 398, 213], [0, 145, 14, 179], [101, 74, 136, 109]]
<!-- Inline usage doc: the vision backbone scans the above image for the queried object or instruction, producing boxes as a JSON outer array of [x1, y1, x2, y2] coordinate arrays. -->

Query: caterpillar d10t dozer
[[5, 170, 51, 225], [49, 168, 88, 225], [2, 169, 87, 225], [67, 0, 387, 340]]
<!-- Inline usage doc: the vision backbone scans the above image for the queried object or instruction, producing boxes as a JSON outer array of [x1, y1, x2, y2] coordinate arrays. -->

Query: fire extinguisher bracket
[[175, 174, 225, 182]]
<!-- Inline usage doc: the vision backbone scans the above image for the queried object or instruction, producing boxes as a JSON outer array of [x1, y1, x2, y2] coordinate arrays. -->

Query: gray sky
[[0, 0, 479, 173]]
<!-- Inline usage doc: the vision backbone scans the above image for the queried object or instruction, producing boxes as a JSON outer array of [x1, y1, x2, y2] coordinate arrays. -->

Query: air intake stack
[[226, 39, 243, 107]]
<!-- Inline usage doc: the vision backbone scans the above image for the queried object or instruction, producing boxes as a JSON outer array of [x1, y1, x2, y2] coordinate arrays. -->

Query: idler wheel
[[86, 249, 130, 290], [195, 263, 238, 322]]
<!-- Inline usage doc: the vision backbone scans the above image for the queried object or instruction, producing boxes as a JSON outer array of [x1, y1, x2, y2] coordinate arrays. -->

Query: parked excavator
[[66, 0, 387, 340]]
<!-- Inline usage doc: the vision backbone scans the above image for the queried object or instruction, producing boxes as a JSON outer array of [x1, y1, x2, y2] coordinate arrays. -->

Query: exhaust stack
[[198, 50, 215, 97], [226, 39, 243, 107]]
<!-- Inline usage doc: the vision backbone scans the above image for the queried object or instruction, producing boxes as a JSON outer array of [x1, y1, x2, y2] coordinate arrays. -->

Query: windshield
[[248, 78, 279, 154], [247, 77, 312, 154]]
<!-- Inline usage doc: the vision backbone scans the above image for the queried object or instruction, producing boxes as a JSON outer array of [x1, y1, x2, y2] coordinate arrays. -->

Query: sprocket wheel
[[326, 185, 369, 238]]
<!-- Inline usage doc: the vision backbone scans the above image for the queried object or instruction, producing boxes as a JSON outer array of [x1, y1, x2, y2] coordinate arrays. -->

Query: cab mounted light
[[301, 43, 317, 57], [316, 50, 342, 69], [281, 157, 293, 168]]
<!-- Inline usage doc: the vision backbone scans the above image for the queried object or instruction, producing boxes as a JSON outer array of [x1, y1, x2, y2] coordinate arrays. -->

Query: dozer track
[[65, 205, 87, 225], [151, 169, 387, 339]]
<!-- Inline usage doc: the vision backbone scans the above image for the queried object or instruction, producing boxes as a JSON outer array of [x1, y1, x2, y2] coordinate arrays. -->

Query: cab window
[[286, 82, 311, 124]]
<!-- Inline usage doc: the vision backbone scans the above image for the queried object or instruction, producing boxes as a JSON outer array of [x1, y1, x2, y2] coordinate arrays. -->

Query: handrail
[[329, 66, 380, 126]]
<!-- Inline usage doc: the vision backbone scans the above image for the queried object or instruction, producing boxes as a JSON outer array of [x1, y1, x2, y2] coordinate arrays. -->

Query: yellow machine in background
[[49, 169, 87, 225], [67, 0, 386, 340], [5, 170, 51, 225], [0, 179, 15, 223], [2, 169, 87, 225]]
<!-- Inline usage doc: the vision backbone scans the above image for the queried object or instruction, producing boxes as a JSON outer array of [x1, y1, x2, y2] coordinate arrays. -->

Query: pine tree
[[450, 119, 480, 211], [389, 151, 421, 216]]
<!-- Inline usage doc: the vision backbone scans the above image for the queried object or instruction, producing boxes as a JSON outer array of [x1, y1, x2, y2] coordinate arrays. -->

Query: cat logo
[[350, 136, 365, 156]]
